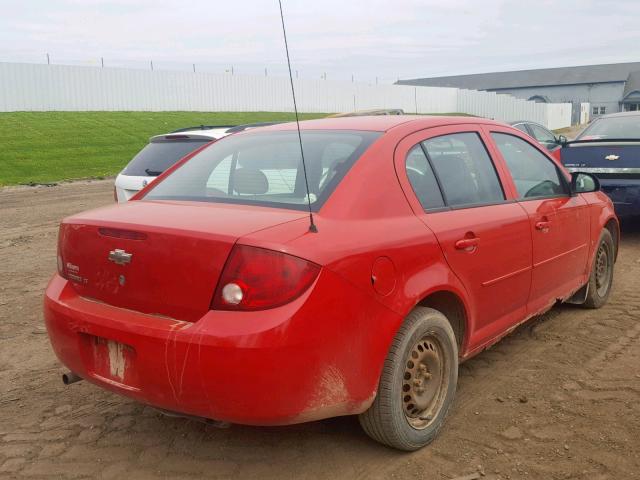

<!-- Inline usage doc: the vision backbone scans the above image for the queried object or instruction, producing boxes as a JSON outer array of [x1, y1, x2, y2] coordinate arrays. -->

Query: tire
[[583, 229, 615, 309], [359, 307, 458, 451]]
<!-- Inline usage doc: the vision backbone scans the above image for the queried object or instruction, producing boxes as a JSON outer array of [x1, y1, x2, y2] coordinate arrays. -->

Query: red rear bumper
[[44, 271, 400, 425]]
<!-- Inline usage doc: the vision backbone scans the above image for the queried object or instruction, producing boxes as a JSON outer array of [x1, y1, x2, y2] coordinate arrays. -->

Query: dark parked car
[[557, 111, 640, 218], [510, 121, 566, 153]]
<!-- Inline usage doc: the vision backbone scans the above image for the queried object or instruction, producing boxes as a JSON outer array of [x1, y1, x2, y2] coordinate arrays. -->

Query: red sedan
[[44, 116, 618, 450]]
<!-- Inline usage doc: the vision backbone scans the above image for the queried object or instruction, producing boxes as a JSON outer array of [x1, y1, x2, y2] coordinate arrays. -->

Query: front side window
[[529, 124, 557, 147], [492, 133, 567, 199], [144, 130, 380, 211], [422, 132, 505, 207]]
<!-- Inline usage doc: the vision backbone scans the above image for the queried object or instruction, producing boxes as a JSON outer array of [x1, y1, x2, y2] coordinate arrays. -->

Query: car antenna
[[278, 0, 318, 233]]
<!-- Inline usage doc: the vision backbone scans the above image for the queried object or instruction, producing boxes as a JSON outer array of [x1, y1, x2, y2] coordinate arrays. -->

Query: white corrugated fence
[[0, 62, 572, 129]]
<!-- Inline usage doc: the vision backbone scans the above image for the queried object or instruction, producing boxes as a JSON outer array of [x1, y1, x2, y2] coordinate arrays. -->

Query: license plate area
[[80, 334, 140, 389]]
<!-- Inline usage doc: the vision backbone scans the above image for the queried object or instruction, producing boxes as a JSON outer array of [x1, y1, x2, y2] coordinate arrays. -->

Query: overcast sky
[[1, 0, 639, 84]]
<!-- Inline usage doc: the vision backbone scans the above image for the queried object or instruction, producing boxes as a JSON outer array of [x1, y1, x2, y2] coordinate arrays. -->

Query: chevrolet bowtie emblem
[[605, 154, 620, 161], [108, 249, 132, 265]]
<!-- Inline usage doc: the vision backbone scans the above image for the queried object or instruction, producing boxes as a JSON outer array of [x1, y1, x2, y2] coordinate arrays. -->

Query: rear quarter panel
[[581, 191, 619, 264], [240, 124, 474, 356]]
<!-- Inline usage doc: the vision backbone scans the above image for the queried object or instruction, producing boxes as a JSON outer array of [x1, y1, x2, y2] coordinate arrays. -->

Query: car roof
[[150, 122, 289, 142], [327, 108, 405, 118], [171, 127, 231, 137], [254, 115, 502, 133], [169, 124, 236, 133], [598, 111, 640, 119], [149, 127, 231, 142], [509, 120, 547, 128]]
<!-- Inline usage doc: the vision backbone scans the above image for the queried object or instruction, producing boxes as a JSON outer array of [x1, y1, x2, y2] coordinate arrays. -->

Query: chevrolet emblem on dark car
[[108, 249, 132, 265]]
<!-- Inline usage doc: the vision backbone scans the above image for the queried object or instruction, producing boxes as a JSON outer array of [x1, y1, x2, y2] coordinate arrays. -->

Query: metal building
[[398, 62, 640, 125]]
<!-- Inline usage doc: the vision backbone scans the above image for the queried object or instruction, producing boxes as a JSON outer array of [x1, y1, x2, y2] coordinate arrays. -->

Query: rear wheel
[[359, 307, 458, 451], [583, 229, 614, 309]]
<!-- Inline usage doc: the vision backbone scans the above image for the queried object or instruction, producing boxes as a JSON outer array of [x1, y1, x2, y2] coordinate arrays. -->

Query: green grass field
[[0, 111, 328, 186]]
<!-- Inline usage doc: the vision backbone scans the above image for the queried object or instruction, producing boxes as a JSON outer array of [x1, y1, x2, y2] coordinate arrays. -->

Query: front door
[[398, 126, 533, 351], [489, 131, 590, 313]]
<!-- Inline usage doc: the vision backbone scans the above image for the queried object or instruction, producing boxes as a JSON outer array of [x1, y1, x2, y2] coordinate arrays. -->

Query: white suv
[[114, 123, 280, 202]]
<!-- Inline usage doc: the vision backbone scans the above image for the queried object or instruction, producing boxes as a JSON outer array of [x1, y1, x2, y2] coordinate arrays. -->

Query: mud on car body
[[45, 115, 618, 450]]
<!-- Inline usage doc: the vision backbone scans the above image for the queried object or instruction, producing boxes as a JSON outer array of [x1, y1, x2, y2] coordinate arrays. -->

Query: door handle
[[535, 221, 551, 231], [455, 237, 479, 251]]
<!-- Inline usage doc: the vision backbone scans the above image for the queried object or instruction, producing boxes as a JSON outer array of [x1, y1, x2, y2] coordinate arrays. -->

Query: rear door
[[487, 128, 590, 313], [397, 125, 533, 349]]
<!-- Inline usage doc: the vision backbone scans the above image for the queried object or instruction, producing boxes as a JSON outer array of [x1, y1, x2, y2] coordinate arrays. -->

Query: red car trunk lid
[[58, 200, 306, 322]]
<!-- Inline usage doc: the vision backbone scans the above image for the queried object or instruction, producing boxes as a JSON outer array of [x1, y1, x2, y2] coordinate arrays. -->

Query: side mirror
[[571, 172, 600, 194], [556, 134, 568, 146]]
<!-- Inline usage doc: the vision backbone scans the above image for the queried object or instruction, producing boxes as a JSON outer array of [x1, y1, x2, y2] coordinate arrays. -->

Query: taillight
[[56, 227, 67, 279], [211, 245, 320, 311], [57, 253, 66, 278]]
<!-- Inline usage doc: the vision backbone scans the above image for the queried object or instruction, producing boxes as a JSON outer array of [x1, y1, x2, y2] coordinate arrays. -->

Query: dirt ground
[[555, 124, 585, 140], [1, 180, 639, 480]]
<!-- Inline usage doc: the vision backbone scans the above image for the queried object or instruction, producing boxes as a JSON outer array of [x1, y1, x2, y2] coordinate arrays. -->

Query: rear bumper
[[44, 271, 400, 425], [600, 179, 640, 218]]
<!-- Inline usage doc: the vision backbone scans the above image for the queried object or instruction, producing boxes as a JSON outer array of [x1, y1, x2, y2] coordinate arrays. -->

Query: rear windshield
[[143, 130, 380, 211], [578, 115, 640, 140], [123, 139, 210, 176]]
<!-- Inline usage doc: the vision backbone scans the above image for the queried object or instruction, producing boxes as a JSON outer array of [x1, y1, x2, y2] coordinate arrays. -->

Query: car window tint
[[422, 132, 505, 207], [491, 133, 567, 199], [529, 124, 557, 145], [144, 130, 380, 212], [577, 114, 640, 139], [123, 139, 209, 176], [405, 145, 445, 210], [319, 141, 360, 190], [206, 155, 232, 192], [235, 141, 300, 195]]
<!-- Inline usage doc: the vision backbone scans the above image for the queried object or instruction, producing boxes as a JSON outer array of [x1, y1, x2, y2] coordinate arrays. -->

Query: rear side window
[[491, 133, 567, 199], [422, 133, 505, 207], [123, 139, 209, 176], [405, 145, 445, 210]]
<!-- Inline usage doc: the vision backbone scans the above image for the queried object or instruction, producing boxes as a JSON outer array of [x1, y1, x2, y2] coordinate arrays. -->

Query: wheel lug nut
[[424, 372, 432, 380], [413, 379, 422, 387]]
